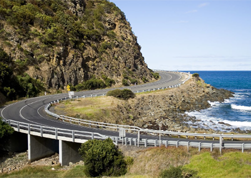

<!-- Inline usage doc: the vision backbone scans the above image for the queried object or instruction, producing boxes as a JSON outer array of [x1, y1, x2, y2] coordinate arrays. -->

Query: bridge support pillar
[[28, 134, 58, 162], [59, 140, 82, 166]]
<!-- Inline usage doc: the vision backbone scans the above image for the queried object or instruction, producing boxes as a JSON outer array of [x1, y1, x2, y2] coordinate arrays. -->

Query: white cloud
[[186, 9, 198, 13], [198, 3, 209, 8]]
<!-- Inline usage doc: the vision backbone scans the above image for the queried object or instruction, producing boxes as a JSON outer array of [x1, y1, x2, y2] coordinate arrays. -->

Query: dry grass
[[55, 96, 129, 123], [128, 146, 193, 177]]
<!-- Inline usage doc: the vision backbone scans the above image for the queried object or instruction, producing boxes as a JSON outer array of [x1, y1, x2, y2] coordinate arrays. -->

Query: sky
[[111, 0, 251, 71]]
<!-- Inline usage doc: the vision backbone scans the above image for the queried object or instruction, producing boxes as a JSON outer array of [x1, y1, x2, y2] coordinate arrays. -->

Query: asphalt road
[[0, 71, 226, 143]]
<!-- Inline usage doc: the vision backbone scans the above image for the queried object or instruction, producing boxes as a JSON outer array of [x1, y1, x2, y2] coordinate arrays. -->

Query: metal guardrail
[[3, 72, 251, 152], [3, 117, 251, 153]]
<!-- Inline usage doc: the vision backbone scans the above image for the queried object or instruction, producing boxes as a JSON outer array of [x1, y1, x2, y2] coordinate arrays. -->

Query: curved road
[[0, 72, 189, 140], [0, 71, 233, 145]]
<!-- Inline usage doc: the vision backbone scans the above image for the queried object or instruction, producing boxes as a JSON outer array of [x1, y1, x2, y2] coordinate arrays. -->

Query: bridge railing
[[2, 117, 251, 152]]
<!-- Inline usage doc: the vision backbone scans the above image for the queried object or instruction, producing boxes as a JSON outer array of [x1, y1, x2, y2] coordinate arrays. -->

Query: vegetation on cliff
[[0, 48, 44, 101], [0, 117, 14, 155], [0, 0, 156, 98]]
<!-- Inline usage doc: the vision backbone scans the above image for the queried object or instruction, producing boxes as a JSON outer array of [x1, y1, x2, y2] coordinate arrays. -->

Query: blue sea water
[[183, 71, 251, 131]]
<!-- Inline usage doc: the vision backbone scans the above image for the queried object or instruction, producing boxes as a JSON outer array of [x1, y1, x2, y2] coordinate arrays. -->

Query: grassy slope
[[185, 152, 251, 178], [2, 148, 251, 178]]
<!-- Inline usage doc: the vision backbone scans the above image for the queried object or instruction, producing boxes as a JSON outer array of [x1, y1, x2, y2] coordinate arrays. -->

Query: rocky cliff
[[0, 0, 155, 92]]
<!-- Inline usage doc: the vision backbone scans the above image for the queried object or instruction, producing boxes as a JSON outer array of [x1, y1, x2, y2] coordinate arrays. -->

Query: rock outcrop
[[0, 0, 155, 91], [110, 77, 233, 132]]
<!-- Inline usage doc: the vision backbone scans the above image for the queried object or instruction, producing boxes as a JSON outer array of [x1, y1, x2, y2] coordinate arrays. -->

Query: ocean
[[183, 71, 251, 132]]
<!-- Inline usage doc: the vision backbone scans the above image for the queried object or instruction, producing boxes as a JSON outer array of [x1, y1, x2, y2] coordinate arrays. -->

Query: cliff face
[[0, 0, 154, 90]]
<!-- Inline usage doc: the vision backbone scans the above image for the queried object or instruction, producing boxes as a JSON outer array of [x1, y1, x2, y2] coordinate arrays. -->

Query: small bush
[[105, 78, 115, 87], [129, 78, 138, 85], [152, 72, 160, 79], [159, 166, 198, 178], [159, 166, 183, 178], [106, 89, 135, 100], [122, 79, 129, 86], [78, 138, 127, 177], [192, 73, 199, 78], [142, 77, 148, 83]]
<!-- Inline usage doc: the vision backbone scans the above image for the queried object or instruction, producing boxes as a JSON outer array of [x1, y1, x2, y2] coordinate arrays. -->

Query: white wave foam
[[208, 101, 220, 107], [224, 99, 231, 103], [186, 110, 251, 131], [231, 104, 251, 111], [223, 120, 251, 128]]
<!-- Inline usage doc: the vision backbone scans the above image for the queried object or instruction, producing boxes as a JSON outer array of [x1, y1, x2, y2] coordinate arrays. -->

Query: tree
[[0, 117, 14, 154], [78, 138, 127, 177]]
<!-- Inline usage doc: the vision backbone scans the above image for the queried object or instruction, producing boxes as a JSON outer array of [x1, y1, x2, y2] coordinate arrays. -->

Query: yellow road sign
[[67, 85, 70, 91]]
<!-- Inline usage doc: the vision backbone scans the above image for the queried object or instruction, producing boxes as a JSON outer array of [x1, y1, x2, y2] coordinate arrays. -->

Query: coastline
[[53, 76, 239, 134]]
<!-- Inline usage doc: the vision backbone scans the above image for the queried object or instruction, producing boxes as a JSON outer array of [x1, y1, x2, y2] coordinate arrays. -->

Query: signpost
[[67, 85, 74, 98]]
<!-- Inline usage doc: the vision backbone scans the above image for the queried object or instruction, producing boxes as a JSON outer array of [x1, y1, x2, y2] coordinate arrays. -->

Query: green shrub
[[74, 78, 107, 91], [78, 138, 127, 177], [129, 78, 138, 85], [0, 117, 14, 155], [159, 166, 198, 178], [106, 89, 135, 100], [122, 79, 129, 86], [192, 73, 199, 78], [105, 78, 115, 87], [159, 166, 183, 178], [152, 72, 160, 79], [142, 77, 148, 83]]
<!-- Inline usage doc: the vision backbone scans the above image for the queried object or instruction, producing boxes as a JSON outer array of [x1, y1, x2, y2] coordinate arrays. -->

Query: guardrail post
[[28, 124, 30, 134], [187, 141, 190, 152], [55, 128, 58, 140], [129, 138, 132, 146], [137, 131, 140, 147], [125, 138, 127, 146], [134, 138, 137, 146], [91, 133, 94, 140], [115, 137, 118, 145], [210, 143, 213, 152], [219, 136, 223, 154], [176, 141, 179, 148], [154, 140, 157, 147], [40, 126, 43, 137], [72, 131, 75, 142], [242, 143, 245, 153], [165, 140, 168, 147], [198, 142, 201, 152], [144, 139, 147, 147]]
